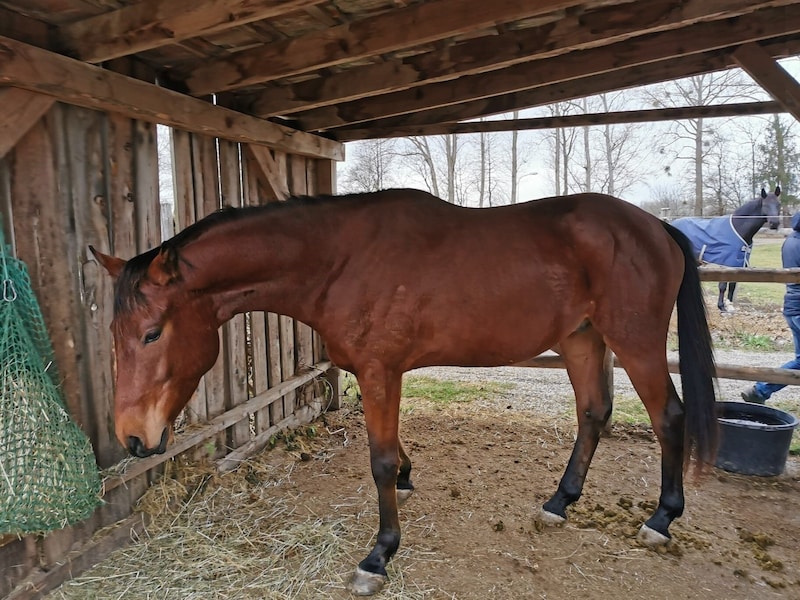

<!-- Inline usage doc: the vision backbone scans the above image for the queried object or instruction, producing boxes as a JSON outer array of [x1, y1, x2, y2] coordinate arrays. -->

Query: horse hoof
[[636, 524, 670, 547], [396, 488, 414, 505], [536, 508, 566, 528], [348, 567, 388, 596]]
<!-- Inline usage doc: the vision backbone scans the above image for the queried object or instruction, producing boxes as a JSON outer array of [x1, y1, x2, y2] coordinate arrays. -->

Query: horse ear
[[761, 188, 767, 199], [775, 186, 781, 197], [90, 246, 126, 280], [147, 246, 180, 286]]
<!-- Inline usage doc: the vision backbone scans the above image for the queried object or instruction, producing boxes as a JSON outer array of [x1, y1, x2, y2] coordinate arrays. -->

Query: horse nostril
[[128, 435, 143, 456]]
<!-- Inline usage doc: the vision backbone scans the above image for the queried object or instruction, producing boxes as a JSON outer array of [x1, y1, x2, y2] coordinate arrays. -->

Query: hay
[[1, 226, 101, 535], [47, 443, 436, 599]]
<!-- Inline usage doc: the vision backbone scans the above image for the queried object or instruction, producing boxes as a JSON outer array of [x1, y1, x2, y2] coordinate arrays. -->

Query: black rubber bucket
[[715, 401, 798, 476]]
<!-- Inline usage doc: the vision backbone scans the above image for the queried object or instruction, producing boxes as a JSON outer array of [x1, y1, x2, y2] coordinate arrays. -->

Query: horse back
[[314, 191, 684, 372]]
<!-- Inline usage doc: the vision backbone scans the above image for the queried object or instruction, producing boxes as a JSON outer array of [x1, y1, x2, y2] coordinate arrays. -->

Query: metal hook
[[3, 279, 17, 302]]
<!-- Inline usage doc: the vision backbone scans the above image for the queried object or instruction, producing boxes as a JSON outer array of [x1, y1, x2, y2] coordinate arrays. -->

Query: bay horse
[[672, 186, 781, 312], [91, 189, 717, 596]]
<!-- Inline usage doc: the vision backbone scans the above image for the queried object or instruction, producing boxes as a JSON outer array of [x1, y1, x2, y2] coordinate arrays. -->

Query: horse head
[[760, 185, 782, 230], [90, 245, 221, 457]]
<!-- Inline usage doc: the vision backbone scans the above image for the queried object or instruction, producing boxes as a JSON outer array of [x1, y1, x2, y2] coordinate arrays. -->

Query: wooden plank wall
[[0, 102, 336, 598]]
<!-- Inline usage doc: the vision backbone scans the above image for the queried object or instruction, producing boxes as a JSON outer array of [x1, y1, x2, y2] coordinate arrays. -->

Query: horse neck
[[731, 199, 765, 243], [179, 206, 334, 326]]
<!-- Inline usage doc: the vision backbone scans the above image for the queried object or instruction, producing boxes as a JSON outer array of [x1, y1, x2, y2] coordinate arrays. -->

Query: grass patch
[[340, 372, 513, 410], [609, 395, 652, 426], [734, 332, 778, 351], [401, 375, 513, 407]]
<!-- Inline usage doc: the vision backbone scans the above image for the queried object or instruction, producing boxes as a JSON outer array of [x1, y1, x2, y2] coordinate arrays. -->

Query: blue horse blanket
[[671, 215, 751, 268]]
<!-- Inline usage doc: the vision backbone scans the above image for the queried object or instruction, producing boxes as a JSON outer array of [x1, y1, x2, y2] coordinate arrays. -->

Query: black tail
[[663, 222, 718, 471]]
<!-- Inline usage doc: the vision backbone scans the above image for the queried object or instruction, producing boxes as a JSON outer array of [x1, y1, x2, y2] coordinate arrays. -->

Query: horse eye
[[143, 329, 162, 345]]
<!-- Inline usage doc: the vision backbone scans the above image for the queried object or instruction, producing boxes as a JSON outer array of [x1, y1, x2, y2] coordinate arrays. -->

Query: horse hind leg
[[613, 348, 685, 546], [539, 324, 612, 527], [726, 281, 737, 312]]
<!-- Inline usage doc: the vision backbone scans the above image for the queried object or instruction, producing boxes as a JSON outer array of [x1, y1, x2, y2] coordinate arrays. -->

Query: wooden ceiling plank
[[0, 36, 343, 160], [733, 42, 800, 121], [184, 0, 598, 95], [336, 36, 800, 138], [0, 6, 51, 47], [59, 0, 327, 63], [335, 101, 784, 140], [296, 5, 800, 131], [247, 0, 792, 117], [0, 87, 55, 159]]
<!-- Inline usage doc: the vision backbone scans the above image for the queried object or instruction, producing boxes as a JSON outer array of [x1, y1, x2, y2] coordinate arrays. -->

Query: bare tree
[[640, 182, 693, 219], [642, 71, 762, 216], [510, 111, 521, 203], [593, 93, 649, 198], [401, 135, 470, 204], [582, 98, 591, 193], [340, 138, 398, 193], [543, 102, 580, 195]]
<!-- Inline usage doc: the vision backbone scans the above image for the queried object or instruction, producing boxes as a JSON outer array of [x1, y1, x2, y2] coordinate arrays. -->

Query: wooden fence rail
[[520, 355, 800, 386], [698, 266, 800, 283]]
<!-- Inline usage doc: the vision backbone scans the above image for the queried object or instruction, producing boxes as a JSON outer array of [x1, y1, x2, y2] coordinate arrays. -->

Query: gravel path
[[410, 349, 800, 417]]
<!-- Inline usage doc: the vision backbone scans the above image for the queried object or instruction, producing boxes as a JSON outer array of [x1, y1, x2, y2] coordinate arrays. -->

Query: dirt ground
[[261, 394, 799, 600]]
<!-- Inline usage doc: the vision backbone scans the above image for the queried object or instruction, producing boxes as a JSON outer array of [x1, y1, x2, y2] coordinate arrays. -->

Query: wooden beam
[[519, 355, 800, 386], [245, 145, 290, 200], [332, 38, 800, 139], [334, 52, 732, 138], [102, 361, 331, 493], [185, 0, 597, 95], [336, 101, 784, 141], [58, 0, 326, 63], [0, 36, 342, 161], [698, 266, 800, 283], [296, 6, 800, 131], [6, 513, 149, 600], [733, 42, 800, 122], [0, 6, 50, 47], [0, 88, 55, 159], [245, 0, 794, 117]]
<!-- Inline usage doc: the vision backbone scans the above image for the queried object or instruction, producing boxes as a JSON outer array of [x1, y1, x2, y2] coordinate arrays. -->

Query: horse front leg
[[718, 282, 728, 312], [397, 441, 414, 505], [349, 365, 403, 596], [540, 327, 611, 526]]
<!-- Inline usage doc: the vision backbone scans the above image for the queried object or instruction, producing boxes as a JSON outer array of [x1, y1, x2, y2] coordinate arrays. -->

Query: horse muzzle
[[127, 427, 169, 457]]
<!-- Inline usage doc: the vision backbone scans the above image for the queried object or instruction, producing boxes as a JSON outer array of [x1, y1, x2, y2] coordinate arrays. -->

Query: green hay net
[[0, 224, 102, 535]]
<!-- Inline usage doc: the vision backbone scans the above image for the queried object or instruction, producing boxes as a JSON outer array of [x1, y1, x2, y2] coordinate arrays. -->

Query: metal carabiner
[[3, 279, 17, 302]]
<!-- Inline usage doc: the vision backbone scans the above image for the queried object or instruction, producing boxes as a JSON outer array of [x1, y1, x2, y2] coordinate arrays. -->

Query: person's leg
[[749, 315, 800, 401]]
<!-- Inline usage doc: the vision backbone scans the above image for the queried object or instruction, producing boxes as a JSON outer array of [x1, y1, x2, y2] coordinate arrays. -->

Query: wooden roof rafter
[[334, 36, 800, 140], [0, 36, 343, 160], [240, 0, 799, 118], [59, 0, 329, 63], [734, 42, 800, 122], [334, 101, 785, 140], [289, 6, 800, 132], [183, 0, 600, 95], [1, 0, 800, 146]]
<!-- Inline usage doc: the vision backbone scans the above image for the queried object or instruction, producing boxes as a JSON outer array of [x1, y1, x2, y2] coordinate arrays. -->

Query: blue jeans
[[754, 314, 800, 400]]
